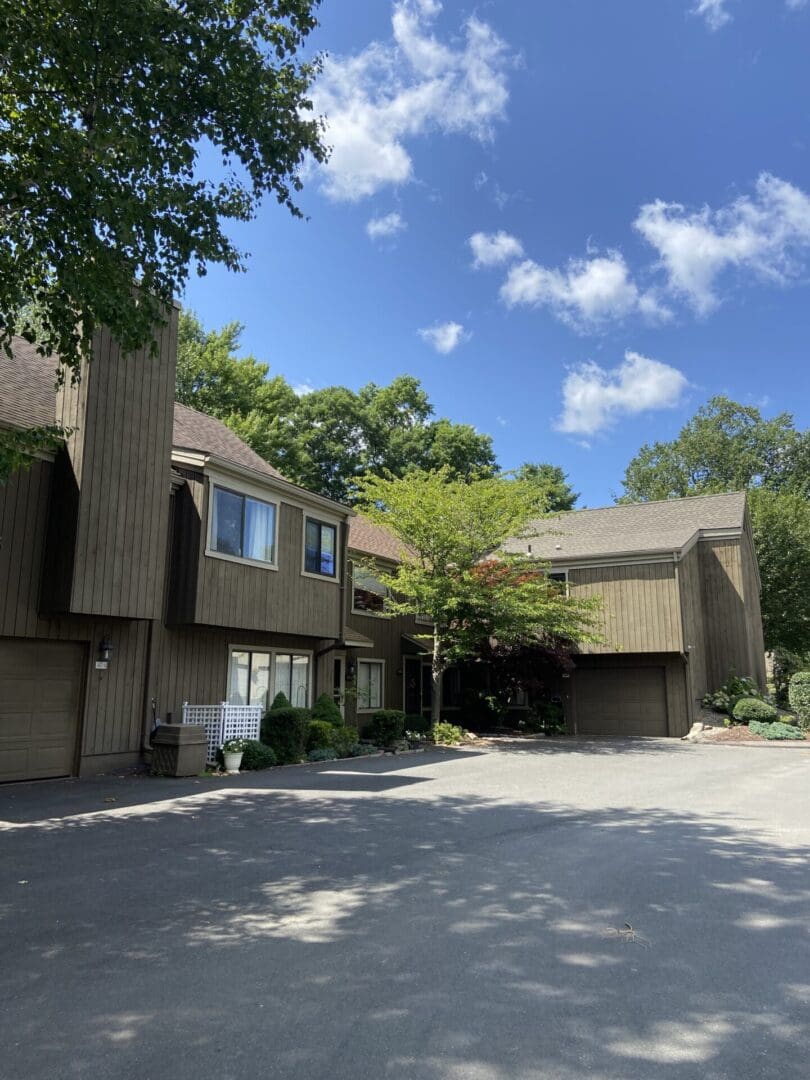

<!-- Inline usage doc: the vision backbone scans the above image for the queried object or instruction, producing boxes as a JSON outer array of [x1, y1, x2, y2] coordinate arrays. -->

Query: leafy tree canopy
[[354, 469, 600, 723], [621, 395, 810, 654], [1, 0, 325, 463], [514, 462, 579, 512]]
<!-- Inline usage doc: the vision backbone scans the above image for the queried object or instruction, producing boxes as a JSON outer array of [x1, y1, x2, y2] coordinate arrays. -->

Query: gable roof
[[348, 515, 411, 562], [504, 492, 748, 562], [0, 335, 286, 482]]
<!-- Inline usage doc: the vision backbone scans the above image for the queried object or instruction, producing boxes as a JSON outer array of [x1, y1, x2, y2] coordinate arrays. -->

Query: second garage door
[[0, 640, 85, 783], [574, 665, 668, 737]]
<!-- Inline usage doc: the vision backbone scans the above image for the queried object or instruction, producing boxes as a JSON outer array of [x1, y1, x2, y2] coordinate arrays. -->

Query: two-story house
[[0, 312, 355, 782]]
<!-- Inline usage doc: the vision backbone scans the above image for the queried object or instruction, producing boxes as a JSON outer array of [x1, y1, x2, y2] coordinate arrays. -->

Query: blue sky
[[183, 0, 810, 507]]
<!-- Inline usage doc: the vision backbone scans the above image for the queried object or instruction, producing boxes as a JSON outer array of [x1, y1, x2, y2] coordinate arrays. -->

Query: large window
[[228, 650, 310, 709], [353, 567, 389, 614], [304, 518, 337, 577], [210, 485, 277, 566], [356, 660, 384, 712]]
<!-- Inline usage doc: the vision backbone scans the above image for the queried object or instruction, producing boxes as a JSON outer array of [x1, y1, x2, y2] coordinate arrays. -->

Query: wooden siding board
[[568, 561, 681, 654]]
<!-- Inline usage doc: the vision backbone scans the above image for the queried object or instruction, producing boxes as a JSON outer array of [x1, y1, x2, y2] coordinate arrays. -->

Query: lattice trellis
[[181, 702, 262, 764]]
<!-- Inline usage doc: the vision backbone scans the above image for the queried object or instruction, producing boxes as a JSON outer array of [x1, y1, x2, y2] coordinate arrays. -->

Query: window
[[353, 567, 389, 614], [304, 518, 337, 577], [356, 660, 384, 711], [227, 650, 310, 709], [210, 485, 277, 566], [547, 571, 567, 583]]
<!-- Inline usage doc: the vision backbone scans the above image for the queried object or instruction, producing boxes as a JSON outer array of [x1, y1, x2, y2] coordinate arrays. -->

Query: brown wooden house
[[0, 314, 356, 782]]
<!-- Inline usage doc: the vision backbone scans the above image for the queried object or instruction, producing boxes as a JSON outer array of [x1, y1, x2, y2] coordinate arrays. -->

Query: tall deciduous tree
[[620, 396, 810, 654], [515, 463, 579, 512], [0, 0, 325, 470], [355, 469, 600, 725]]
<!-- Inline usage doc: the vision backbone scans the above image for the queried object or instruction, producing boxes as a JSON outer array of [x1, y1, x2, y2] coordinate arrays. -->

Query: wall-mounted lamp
[[98, 639, 113, 664], [346, 658, 357, 680]]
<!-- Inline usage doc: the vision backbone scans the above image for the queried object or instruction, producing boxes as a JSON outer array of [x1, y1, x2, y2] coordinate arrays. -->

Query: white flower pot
[[223, 751, 243, 773]]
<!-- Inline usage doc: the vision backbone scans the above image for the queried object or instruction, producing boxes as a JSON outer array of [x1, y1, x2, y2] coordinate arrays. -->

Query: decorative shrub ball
[[731, 697, 778, 724], [788, 672, 810, 728], [240, 741, 277, 770], [306, 719, 337, 752], [311, 693, 344, 727], [261, 706, 310, 764], [365, 710, 406, 746]]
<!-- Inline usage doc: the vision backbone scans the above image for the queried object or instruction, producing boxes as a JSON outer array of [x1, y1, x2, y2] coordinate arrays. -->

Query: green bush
[[732, 697, 778, 724], [749, 721, 806, 741], [788, 672, 810, 728], [308, 747, 338, 762], [261, 706, 310, 764], [240, 741, 277, 770], [306, 719, 337, 752], [364, 709, 406, 746], [349, 742, 379, 757], [269, 691, 290, 711], [404, 712, 431, 734], [432, 721, 463, 745], [311, 693, 344, 727], [702, 674, 762, 715], [330, 727, 359, 758]]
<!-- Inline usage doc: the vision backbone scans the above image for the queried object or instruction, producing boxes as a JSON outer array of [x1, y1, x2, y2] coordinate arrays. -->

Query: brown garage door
[[575, 666, 668, 737], [0, 640, 85, 782]]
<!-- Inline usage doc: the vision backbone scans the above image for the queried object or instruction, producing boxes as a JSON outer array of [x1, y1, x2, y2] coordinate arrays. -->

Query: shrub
[[364, 709, 406, 746], [432, 721, 463, 745], [312, 693, 344, 727], [308, 747, 338, 762], [269, 691, 291, 711], [330, 727, 359, 758], [306, 719, 337, 752], [349, 742, 379, 757], [732, 697, 778, 724], [788, 672, 810, 728], [702, 674, 762, 715], [261, 706, 310, 764], [404, 712, 431, 734], [240, 741, 277, 770], [749, 721, 806, 741]]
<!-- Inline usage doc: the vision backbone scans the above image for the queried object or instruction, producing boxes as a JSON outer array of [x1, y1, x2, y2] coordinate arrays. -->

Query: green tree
[[176, 310, 299, 468], [620, 395, 810, 654], [355, 469, 600, 725], [0, 0, 326, 472], [515, 463, 579, 512]]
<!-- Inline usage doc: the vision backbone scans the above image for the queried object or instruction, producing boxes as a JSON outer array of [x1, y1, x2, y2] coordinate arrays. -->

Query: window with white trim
[[304, 518, 337, 577], [356, 660, 384, 711], [227, 650, 310, 709], [210, 485, 277, 565], [352, 567, 389, 614]]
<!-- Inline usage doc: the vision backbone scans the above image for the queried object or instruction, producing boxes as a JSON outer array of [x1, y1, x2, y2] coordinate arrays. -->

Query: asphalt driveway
[[2, 739, 809, 1080]]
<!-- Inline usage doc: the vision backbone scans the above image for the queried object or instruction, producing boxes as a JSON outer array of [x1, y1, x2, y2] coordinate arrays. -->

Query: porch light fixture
[[98, 639, 113, 664]]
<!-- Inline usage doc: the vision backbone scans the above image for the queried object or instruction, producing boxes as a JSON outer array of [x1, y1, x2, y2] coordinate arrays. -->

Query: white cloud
[[499, 251, 670, 329], [693, 0, 732, 31], [366, 211, 407, 240], [293, 381, 316, 397], [312, 1, 513, 201], [557, 352, 689, 436], [634, 173, 810, 314], [469, 230, 524, 268], [418, 320, 469, 354]]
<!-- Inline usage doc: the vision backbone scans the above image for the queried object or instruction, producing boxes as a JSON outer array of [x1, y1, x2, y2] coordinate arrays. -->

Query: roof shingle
[[348, 515, 411, 562]]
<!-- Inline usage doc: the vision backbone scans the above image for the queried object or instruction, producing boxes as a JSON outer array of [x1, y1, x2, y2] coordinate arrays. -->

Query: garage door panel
[[0, 640, 84, 782], [576, 665, 668, 737]]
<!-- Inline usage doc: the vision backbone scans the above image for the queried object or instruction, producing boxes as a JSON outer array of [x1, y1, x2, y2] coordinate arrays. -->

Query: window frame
[[356, 658, 385, 713], [546, 568, 570, 596], [206, 480, 279, 571], [227, 645, 313, 710], [301, 515, 341, 582], [351, 564, 391, 617]]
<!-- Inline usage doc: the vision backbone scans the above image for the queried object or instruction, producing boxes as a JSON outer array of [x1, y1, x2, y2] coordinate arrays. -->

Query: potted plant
[[222, 737, 247, 773]]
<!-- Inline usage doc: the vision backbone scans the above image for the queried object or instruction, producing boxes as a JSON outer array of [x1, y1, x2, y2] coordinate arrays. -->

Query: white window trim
[[301, 513, 342, 584], [356, 657, 386, 713], [227, 645, 314, 709], [206, 477, 280, 572]]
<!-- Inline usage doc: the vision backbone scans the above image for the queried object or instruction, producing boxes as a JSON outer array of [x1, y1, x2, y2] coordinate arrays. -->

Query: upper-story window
[[353, 567, 389, 614], [210, 485, 277, 566], [304, 518, 337, 577]]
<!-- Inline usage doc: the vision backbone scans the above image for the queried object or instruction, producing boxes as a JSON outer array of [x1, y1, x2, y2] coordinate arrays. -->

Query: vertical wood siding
[[699, 539, 754, 690], [568, 562, 682, 653], [740, 517, 767, 689], [170, 474, 346, 639], [50, 313, 177, 620], [678, 543, 707, 715]]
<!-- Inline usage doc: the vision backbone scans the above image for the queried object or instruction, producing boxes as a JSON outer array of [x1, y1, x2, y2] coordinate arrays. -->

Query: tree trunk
[[431, 625, 443, 727]]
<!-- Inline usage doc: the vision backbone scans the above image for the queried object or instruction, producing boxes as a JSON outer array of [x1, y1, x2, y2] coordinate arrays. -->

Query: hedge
[[788, 672, 810, 728]]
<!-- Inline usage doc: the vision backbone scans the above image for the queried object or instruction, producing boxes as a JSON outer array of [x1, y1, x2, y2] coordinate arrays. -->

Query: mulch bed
[[702, 725, 765, 743]]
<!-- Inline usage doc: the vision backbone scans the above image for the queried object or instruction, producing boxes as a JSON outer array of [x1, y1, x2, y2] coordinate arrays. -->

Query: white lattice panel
[[182, 703, 262, 763]]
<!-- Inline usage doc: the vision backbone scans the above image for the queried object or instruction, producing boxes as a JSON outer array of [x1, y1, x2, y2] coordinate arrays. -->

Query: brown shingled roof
[[348, 515, 411, 562], [503, 492, 748, 561], [0, 338, 58, 430], [172, 402, 284, 481]]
